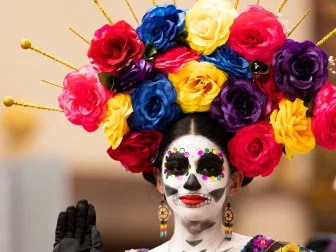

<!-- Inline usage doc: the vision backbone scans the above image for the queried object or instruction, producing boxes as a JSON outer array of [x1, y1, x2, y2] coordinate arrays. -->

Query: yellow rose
[[101, 93, 133, 149], [270, 98, 315, 159], [168, 61, 228, 113], [186, 0, 237, 55], [275, 243, 300, 252]]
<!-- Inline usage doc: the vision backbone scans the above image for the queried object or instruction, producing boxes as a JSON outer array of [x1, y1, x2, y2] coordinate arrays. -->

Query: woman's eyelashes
[[165, 153, 190, 176], [197, 153, 224, 177]]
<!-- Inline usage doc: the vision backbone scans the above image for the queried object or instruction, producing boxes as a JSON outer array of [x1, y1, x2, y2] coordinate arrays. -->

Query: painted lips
[[179, 195, 207, 206], [173, 193, 212, 208]]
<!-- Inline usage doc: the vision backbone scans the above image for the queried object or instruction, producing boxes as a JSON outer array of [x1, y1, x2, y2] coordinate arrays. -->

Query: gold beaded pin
[[93, 0, 113, 24], [317, 27, 336, 47], [69, 27, 90, 45], [124, 0, 140, 25], [233, 0, 239, 10], [3, 96, 63, 112], [276, 0, 288, 15], [41, 80, 63, 89], [152, 0, 157, 6], [20, 39, 78, 70], [256, 0, 261, 5], [287, 9, 311, 38]]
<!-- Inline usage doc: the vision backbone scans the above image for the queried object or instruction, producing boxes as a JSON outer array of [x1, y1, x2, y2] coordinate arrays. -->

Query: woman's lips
[[179, 195, 207, 206], [172, 193, 212, 208]]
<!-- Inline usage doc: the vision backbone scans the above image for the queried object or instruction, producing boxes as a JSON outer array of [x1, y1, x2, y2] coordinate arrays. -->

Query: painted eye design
[[197, 153, 224, 177], [165, 152, 189, 176], [199, 166, 220, 176]]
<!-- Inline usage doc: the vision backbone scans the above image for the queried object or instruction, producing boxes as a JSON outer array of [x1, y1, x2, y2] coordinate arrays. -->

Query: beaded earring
[[158, 196, 171, 238], [224, 202, 234, 240]]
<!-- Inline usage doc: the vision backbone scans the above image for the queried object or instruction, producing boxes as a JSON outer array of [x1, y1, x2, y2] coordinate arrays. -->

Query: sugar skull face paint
[[162, 134, 230, 221], [197, 150, 225, 181], [164, 149, 191, 180]]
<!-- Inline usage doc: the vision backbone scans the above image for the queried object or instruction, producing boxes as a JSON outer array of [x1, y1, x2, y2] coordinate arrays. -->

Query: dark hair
[[143, 113, 253, 186], [306, 233, 336, 252]]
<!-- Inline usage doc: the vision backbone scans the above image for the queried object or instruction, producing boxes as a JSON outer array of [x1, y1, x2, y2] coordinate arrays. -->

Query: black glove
[[53, 199, 103, 252]]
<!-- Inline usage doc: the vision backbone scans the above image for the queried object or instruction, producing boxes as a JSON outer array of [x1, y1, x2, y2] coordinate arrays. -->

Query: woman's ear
[[227, 171, 244, 196], [153, 168, 165, 194]]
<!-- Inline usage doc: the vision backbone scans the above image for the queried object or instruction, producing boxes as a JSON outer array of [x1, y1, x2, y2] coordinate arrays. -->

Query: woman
[[52, 114, 312, 252], [4, 0, 335, 251]]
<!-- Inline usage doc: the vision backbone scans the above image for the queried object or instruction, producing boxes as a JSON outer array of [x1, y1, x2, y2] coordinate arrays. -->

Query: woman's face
[[161, 134, 231, 221]]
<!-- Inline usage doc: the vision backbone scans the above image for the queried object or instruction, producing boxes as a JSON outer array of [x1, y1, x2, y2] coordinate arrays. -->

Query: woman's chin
[[172, 204, 219, 221]]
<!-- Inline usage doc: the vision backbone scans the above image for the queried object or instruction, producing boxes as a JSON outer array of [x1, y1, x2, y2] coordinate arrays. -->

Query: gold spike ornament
[[20, 39, 78, 70], [317, 27, 336, 47], [3, 96, 63, 112]]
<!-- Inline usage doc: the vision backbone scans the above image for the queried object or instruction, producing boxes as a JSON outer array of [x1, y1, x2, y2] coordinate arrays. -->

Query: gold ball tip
[[3, 96, 14, 107], [20, 39, 32, 49]]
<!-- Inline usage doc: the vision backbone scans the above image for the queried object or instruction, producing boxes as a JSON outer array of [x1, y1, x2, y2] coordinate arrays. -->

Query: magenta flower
[[253, 236, 272, 249], [58, 65, 114, 132]]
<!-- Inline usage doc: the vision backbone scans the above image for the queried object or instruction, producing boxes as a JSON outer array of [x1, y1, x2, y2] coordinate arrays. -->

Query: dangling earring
[[158, 195, 171, 238], [224, 202, 234, 240]]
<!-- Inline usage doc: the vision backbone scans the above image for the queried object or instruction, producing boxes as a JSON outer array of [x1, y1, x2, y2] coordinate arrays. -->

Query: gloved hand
[[53, 199, 103, 252]]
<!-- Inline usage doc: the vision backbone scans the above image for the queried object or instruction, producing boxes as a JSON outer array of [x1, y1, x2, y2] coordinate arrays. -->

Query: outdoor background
[[0, 0, 335, 251]]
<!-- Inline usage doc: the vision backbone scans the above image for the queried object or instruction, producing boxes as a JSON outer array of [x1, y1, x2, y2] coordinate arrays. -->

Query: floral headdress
[[3, 0, 336, 179]]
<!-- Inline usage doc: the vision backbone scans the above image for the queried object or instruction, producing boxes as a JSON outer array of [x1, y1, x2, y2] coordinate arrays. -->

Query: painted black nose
[[183, 174, 201, 191]]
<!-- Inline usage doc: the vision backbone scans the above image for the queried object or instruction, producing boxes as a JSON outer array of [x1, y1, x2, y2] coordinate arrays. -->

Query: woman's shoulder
[[242, 234, 313, 252]]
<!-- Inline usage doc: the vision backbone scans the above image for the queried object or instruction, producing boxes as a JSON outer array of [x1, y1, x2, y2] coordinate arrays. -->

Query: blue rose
[[201, 46, 252, 79], [136, 4, 186, 52], [128, 73, 181, 131]]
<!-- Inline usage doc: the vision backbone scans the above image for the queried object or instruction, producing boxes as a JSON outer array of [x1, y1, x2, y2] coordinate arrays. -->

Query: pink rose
[[312, 83, 336, 150], [58, 65, 114, 132], [227, 5, 286, 64], [154, 46, 200, 74], [88, 21, 145, 75], [228, 122, 282, 178]]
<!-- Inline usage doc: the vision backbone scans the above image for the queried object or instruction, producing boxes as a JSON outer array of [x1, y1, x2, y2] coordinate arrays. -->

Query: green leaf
[[249, 60, 270, 75], [144, 43, 158, 61], [175, 30, 190, 48], [98, 72, 117, 91], [303, 93, 314, 118]]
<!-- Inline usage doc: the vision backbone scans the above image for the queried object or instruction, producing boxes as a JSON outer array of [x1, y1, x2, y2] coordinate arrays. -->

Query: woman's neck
[[169, 213, 229, 252]]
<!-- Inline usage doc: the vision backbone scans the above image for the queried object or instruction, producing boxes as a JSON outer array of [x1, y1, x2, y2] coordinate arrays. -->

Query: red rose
[[228, 122, 282, 177], [154, 46, 200, 74], [312, 83, 336, 150], [254, 68, 284, 118], [107, 131, 163, 173], [227, 5, 286, 64], [88, 21, 145, 75]]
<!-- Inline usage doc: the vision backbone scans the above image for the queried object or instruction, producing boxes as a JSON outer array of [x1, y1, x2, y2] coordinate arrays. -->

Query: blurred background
[[0, 0, 335, 251]]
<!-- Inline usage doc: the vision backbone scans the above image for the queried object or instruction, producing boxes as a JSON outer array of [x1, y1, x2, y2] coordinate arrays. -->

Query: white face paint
[[162, 134, 230, 222]]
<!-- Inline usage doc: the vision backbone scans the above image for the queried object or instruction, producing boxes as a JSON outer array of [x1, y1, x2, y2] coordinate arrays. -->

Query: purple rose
[[114, 59, 155, 94], [211, 78, 266, 132], [273, 39, 328, 99]]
